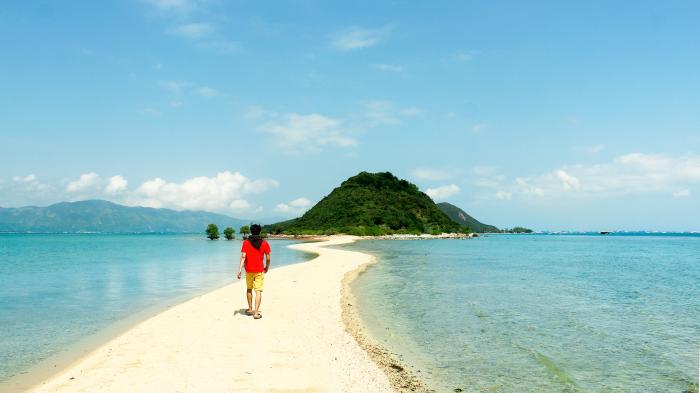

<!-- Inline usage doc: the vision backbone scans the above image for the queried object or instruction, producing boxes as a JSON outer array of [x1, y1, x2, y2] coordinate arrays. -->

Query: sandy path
[[27, 236, 393, 393]]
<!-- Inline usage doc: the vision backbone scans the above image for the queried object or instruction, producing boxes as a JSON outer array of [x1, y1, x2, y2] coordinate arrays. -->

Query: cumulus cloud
[[12, 174, 48, 191], [66, 173, 100, 193], [331, 27, 387, 51], [13, 174, 37, 183], [128, 171, 278, 213], [481, 153, 700, 200], [105, 175, 128, 194], [426, 184, 460, 200], [274, 197, 313, 216], [554, 170, 581, 190], [258, 113, 356, 154]]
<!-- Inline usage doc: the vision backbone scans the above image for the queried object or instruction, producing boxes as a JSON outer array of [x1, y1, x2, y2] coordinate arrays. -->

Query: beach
[[22, 236, 402, 393]]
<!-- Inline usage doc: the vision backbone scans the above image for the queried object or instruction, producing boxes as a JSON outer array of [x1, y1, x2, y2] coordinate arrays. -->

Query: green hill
[[0, 200, 249, 233], [266, 171, 463, 235], [437, 202, 499, 233]]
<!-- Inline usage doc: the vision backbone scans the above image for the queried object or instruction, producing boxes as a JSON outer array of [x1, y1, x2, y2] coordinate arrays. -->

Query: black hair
[[248, 224, 263, 249]]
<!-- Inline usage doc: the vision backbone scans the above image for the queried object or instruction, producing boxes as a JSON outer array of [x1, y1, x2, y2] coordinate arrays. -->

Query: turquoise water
[[0, 234, 310, 384], [346, 235, 699, 392]]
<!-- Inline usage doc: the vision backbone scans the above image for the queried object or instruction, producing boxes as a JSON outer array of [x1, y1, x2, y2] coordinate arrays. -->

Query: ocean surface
[[345, 234, 699, 393], [0, 234, 310, 385]]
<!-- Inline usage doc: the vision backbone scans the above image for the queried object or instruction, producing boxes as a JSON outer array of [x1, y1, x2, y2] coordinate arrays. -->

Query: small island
[[265, 171, 514, 237]]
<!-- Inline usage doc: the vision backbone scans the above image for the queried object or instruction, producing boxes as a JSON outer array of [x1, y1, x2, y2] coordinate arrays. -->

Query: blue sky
[[1, 0, 699, 231]]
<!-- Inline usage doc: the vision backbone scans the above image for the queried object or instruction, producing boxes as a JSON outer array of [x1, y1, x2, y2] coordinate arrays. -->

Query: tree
[[206, 224, 220, 240], [223, 227, 235, 240], [239, 225, 250, 237]]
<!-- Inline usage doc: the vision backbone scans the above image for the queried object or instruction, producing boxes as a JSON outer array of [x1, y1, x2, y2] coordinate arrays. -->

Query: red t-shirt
[[241, 239, 270, 273]]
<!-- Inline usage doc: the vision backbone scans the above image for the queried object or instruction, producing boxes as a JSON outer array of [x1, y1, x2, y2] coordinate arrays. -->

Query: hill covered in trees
[[437, 202, 499, 233], [265, 172, 464, 235], [0, 200, 248, 233]]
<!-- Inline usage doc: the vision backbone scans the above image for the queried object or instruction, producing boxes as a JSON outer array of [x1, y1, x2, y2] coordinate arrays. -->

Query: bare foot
[[246, 309, 254, 316]]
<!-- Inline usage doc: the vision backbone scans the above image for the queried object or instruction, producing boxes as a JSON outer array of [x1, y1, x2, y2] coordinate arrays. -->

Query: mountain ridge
[[437, 202, 500, 233], [0, 200, 249, 233]]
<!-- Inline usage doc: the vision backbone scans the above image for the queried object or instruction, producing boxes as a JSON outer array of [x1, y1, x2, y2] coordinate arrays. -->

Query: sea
[[344, 234, 700, 393], [0, 234, 311, 386]]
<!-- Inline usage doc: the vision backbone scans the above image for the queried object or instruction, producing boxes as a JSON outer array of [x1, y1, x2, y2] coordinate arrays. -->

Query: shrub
[[206, 224, 220, 240]]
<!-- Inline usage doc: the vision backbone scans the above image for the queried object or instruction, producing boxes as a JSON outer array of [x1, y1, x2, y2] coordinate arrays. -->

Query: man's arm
[[237, 252, 246, 279], [264, 252, 271, 273]]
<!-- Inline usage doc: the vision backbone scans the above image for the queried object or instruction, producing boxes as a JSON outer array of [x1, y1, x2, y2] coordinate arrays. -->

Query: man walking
[[236, 224, 270, 319]]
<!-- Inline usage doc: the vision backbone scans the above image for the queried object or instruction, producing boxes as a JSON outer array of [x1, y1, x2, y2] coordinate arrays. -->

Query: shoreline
[[340, 253, 433, 392], [1, 238, 320, 393], [20, 236, 398, 392]]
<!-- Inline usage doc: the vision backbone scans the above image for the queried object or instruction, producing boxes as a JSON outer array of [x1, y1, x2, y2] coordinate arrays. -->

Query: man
[[236, 224, 270, 319]]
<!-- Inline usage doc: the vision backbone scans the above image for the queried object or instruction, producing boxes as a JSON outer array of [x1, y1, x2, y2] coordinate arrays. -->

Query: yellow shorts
[[246, 272, 264, 291]]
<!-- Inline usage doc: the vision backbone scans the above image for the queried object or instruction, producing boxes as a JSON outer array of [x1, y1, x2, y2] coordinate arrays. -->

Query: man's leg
[[254, 290, 262, 318], [246, 289, 253, 313]]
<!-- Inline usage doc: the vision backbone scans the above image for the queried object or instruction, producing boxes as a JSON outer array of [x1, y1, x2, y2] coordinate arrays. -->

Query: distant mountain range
[[437, 202, 499, 233], [0, 200, 249, 233]]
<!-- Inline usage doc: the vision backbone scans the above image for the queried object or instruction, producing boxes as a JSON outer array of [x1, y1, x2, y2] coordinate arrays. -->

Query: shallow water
[[0, 234, 310, 383], [346, 235, 700, 392]]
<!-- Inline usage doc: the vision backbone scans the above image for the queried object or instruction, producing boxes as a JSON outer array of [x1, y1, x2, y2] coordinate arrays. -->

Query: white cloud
[[158, 80, 187, 94], [332, 27, 387, 51], [453, 50, 480, 62], [365, 100, 400, 126], [495, 191, 512, 200], [400, 107, 422, 116], [374, 63, 403, 72], [105, 175, 128, 194], [554, 170, 581, 190], [141, 107, 162, 117], [364, 100, 421, 127], [158, 80, 221, 99], [12, 174, 47, 191], [586, 144, 605, 154], [13, 174, 37, 183], [289, 197, 311, 208], [672, 189, 691, 198], [274, 197, 313, 216], [66, 173, 100, 193], [128, 171, 278, 213], [194, 86, 218, 97], [426, 184, 460, 200], [479, 153, 700, 200], [145, 0, 195, 10], [411, 168, 453, 181], [170, 23, 213, 39], [471, 123, 489, 133], [258, 113, 356, 154]]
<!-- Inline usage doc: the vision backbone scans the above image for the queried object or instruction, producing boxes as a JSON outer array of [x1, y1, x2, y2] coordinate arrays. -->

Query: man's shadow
[[233, 308, 251, 316]]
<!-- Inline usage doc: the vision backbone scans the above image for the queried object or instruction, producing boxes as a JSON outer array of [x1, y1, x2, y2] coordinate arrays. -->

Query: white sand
[[27, 236, 393, 393]]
